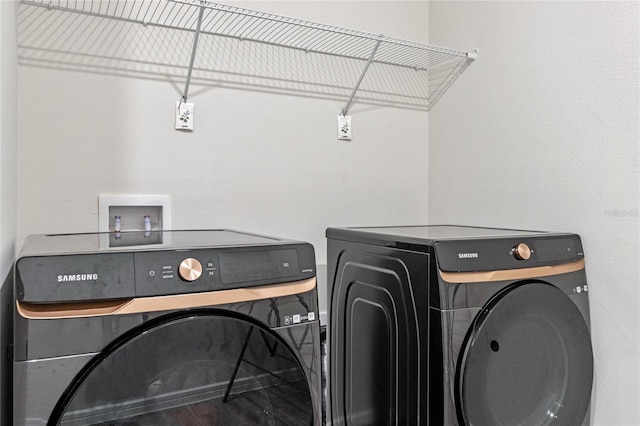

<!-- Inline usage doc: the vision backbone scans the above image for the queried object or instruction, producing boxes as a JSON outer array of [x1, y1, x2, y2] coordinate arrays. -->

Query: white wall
[[0, 0, 18, 283], [0, 0, 18, 423], [16, 1, 639, 424], [17, 1, 430, 319], [429, 2, 640, 425]]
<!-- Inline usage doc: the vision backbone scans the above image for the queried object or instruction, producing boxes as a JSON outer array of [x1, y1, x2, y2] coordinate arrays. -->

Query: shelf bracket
[[181, 3, 206, 103], [341, 37, 383, 116]]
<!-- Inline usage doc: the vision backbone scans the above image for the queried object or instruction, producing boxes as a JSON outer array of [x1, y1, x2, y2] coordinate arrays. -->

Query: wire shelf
[[18, 0, 477, 111]]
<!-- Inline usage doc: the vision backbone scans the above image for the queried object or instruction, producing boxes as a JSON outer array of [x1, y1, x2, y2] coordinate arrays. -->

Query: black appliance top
[[326, 225, 583, 272], [19, 229, 294, 257], [326, 225, 558, 246]]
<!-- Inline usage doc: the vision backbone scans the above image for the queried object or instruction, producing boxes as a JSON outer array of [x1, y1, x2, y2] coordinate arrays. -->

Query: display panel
[[220, 249, 299, 284], [534, 238, 577, 262]]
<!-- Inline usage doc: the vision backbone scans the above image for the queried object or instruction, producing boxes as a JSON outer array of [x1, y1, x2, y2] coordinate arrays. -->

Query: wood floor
[[89, 380, 313, 426]]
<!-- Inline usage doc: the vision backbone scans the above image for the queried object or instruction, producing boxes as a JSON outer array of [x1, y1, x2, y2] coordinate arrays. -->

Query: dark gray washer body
[[14, 229, 322, 425]]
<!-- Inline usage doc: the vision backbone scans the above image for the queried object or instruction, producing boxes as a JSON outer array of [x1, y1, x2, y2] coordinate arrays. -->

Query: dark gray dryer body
[[327, 225, 593, 426], [14, 229, 322, 425]]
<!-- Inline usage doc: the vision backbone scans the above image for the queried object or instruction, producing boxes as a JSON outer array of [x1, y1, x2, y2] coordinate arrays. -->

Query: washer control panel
[[134, 250, 220, 296], [16, 242, 316, 302], [15, 230, 316, 303], [133, 244, 316, 297]]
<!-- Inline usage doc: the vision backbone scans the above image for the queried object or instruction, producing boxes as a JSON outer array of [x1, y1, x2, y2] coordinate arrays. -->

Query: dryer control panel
[[435, 234, 584, 272]]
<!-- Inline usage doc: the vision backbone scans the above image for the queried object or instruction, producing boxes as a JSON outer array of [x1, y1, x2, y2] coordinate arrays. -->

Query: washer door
[[456, 282, 593, 426], [49, 311, 314, 425]]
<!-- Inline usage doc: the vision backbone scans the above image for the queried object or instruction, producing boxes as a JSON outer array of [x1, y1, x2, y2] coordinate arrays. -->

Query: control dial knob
[[179, 258, 202, 282], [513, 243, 531, 260]]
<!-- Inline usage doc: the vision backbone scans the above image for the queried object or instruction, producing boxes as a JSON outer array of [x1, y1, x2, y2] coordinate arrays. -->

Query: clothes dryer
[[14, 230, 322, 425], [327, 225, 593, 426]]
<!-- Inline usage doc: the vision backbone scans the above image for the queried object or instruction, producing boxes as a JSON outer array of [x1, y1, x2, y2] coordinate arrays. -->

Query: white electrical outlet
[[337, 115, 352, 140], [176, 101, 195, 131]]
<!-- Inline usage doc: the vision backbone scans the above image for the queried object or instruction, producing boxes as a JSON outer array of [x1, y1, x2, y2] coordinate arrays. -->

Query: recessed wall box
[[98, 195, 172, 233]]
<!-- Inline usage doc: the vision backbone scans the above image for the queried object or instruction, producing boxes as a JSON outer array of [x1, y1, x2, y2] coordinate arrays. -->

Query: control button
[[513, 243, 531, 260], [179, 258, 202, 282]]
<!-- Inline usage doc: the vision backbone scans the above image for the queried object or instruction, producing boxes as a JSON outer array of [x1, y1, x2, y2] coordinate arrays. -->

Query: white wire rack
[[18, 0, 477, 112]]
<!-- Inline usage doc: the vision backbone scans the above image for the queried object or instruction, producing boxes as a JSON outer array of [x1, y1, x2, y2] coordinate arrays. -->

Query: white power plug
[[175, 101, 195, 131], [337, 115, 352, 140]]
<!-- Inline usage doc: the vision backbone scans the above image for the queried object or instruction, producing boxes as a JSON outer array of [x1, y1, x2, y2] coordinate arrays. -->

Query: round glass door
[[457, 282, 593, 426], [50, 310, 314, 425]]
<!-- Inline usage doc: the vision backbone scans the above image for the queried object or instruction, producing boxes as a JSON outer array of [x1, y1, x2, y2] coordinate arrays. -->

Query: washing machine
[[13, 229, 322, 425], [327, 225, 594, 426]]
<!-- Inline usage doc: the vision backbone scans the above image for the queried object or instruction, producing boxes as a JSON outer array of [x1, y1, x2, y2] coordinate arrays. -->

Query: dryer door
[[49, 310, 316, 425], [456, 282, 593, 426]]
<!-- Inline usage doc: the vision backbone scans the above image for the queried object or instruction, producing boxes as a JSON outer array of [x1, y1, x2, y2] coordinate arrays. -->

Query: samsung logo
[[458, 253, 479, 259], [57, 273, 98, 282]]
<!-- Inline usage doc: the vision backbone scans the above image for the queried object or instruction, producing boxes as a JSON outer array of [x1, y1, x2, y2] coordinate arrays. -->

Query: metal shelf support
[[181, 3, 205, 102], [342, 37, 382, 117]]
